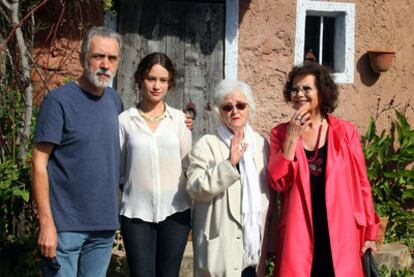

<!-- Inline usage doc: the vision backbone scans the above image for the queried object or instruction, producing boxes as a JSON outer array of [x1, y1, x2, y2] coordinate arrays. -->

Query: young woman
[[118, 52, 192, 277]]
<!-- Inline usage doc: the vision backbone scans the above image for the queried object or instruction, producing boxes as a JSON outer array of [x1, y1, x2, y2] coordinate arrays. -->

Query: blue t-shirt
[[34, 81, 123, 232]]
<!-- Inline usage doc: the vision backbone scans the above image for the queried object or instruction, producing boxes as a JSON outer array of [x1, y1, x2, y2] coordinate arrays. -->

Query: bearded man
[[32, 27, 123, 277]]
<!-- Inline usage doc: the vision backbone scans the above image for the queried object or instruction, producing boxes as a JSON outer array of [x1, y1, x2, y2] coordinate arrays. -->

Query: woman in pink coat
[[268, 62, 379, 277]]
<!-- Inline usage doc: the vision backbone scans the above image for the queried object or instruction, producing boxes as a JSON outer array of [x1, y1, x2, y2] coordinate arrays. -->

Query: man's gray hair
[[212, 79, 256, 120], [80, 26, 122, 64]]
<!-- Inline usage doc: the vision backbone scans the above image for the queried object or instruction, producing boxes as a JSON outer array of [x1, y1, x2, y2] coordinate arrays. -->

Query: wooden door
[[117, 0, 225, 142]]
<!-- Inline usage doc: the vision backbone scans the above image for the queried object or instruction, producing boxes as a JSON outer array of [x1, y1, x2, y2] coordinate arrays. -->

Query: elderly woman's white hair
[[212, 79, 256, 121]]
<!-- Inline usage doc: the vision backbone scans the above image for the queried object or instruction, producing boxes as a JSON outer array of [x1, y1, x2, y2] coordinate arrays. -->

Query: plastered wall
[[238, 0, 414, 137]]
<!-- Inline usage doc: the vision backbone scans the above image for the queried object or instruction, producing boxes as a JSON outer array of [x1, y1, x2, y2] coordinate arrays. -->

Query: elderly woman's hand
[[361, 240, 377, 255], [229, 128, 248, 167]]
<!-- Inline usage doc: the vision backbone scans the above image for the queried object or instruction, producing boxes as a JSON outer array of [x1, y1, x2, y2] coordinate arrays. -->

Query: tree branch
[[25, 11, 49, 93], [0, 3, 10, 21], [27, 50, 50, 93], [8, 0, 32, 164], [1, 0, 11, 10], [4, 43, 14, 72], [0, 0, 49, 54]]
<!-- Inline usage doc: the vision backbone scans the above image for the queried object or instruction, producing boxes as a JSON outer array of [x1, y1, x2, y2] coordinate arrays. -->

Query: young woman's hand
[[184, 113, 193, 130]]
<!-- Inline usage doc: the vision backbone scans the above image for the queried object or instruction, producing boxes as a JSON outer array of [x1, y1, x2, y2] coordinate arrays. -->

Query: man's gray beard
[[84, 63, 114, 89]]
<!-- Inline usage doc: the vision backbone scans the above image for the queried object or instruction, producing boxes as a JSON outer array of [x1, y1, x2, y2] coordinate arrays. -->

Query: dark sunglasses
[[221, 102, 248, 112], [290, 85, 313, 95]]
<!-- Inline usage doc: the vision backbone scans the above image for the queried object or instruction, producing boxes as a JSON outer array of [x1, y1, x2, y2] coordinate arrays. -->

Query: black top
[[305, 143, 335, 276]]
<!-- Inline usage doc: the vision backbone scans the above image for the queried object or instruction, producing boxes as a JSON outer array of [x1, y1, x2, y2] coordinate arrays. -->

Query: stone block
[[180, 242, 194, 277], [376, 242, 413, 271]]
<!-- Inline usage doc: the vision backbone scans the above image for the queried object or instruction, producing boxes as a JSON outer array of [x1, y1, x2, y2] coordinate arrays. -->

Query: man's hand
[[185, 112, 193, 130], [38, 222, 58, 258]]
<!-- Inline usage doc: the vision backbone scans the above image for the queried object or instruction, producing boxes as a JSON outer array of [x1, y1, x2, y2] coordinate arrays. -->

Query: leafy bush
[[380, 264, 414, 277], [0, 84, 39, 276], [362, 110, 414, 246], [0, 238, 40, 277], [265, 256, 275, 277]]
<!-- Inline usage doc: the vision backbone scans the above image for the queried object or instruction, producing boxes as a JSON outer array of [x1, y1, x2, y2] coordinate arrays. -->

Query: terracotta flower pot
[[376, 216, 389, 248], [367, 50, 395, 73]]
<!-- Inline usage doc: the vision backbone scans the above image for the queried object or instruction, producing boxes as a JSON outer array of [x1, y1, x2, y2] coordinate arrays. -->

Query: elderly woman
[[186, 79, 275, 277], [268, 62, 379, 277]]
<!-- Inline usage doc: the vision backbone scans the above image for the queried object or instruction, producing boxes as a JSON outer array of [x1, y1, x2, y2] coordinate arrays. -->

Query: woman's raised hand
[[288, 107, 311, 138], [282, 107, 311, 160], [229, 128, 248, 167]]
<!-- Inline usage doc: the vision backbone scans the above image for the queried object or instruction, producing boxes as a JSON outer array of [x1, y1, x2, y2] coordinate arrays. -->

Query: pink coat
[[268, 115, 379, 277]]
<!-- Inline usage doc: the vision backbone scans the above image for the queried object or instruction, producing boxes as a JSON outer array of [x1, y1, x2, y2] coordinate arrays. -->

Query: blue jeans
[[41, 230, 115, 277], [121, 209, 191, 277]]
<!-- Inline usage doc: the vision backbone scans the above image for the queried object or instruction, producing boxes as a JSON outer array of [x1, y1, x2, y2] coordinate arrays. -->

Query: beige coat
[[186, 132, 275, 277]]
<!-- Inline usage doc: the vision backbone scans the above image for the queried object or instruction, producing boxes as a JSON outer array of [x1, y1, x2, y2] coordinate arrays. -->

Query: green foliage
[[0, 83, 37, 260], [362, 110, 414, 245], [63, 75, 73, 84], [0, 238, 40, 277], [103, 0, 113, 12], [379, 264, 414, 277], [103, 0, 117, 16], [265, 256, 275, 277], [0, 159, 30, 202]]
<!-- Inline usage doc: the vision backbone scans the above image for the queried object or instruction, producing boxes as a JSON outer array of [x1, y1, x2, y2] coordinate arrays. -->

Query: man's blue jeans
[[41, 230, 115, 277]]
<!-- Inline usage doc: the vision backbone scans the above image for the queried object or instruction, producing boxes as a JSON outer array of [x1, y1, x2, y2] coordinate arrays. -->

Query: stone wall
[[238, 0, 414, 136]]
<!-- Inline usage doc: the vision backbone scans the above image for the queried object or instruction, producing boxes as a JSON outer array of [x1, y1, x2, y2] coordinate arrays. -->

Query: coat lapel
[[295, 139, 314, 232], [325, 116, 343, 185], [227, 176, 242, 225], [215, 136, 242, 226]]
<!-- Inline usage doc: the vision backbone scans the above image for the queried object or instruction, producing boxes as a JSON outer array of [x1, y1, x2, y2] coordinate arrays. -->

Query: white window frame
[[225, 0, 239, 80], [295, 0, 355, 84]]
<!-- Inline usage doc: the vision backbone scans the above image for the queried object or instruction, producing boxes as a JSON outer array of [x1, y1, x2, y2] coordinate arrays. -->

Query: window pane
[[322, 16, 335, 70], [304, 16, 320, 62]]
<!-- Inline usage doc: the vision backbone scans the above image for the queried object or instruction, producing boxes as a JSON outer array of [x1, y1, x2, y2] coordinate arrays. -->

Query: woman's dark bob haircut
[[283, 62, 338, 116], [134, 52, 176, 89]]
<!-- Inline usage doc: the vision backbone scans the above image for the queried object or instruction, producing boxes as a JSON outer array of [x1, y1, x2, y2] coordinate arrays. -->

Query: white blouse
[[119, 104, 192, 223]]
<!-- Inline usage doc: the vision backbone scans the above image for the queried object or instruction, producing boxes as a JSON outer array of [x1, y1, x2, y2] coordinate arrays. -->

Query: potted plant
[[362, 110, 414, 246], [367, 49, 396, 73]]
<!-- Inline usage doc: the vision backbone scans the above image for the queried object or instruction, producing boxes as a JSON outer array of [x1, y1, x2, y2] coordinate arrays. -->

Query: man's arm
[[32, 142, 57, 258]]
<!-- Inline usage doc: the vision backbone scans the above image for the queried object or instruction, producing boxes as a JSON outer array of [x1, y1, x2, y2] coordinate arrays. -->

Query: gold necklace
[[137, 103, 167, 123]]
